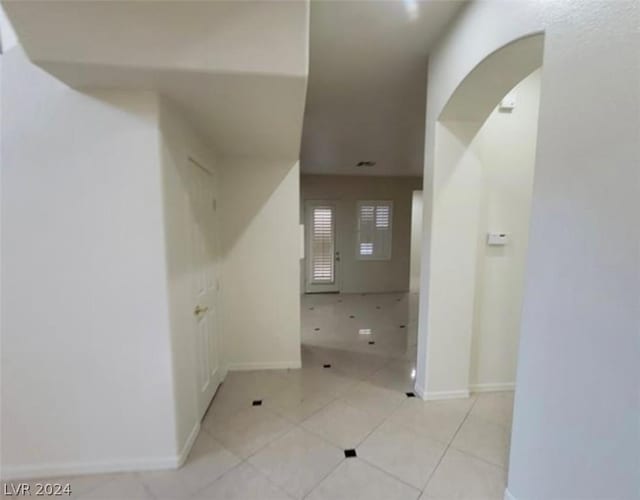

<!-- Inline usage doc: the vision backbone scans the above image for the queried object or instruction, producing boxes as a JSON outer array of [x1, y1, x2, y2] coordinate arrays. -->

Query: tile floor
[[3, 293, 513, 499]]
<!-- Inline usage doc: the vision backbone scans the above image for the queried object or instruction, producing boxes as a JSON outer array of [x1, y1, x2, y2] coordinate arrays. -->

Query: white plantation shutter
[[311, 207, 335, 283], [357, 201, 393, 260]]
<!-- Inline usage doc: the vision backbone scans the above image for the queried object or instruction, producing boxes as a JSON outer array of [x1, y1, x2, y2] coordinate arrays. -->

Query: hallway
[[302, 292, 418, 367], [4, 362, 512, 499], [2, 294, 512, 499]]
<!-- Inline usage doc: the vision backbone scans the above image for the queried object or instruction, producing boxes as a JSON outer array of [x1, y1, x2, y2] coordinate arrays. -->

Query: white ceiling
[[301, 0, 467, 177], [3, 0, 309, 160]]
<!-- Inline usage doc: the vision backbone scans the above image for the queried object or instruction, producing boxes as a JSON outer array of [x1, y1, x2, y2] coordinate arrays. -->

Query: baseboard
[[414, 383, 426, 400], [470, 382, 515, 393], [504, 486, 517, 500], [176, 421, 201, 468], [1, 423, 203, 481], [226, 360, 301, 371], [425, 389, 470, 400], [1, 453, 182, 481]]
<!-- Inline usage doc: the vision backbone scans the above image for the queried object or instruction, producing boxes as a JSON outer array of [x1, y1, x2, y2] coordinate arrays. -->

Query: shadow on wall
[[218, 158, 298, 258], [217, 157, 302, 370]]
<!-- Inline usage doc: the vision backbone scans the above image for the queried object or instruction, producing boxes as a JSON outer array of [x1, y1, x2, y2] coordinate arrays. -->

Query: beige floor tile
[[278, 367, 357, 399], [138, 431, 240, 498], [306, 458, 420, 500], [328, 350, 391, 381], [248, 427, 344, 499], [450, 415, 510, 468], [420, 448, 506, 500], [3, 474, 115, 499], [367, 359, 417, 392], [193, 463, 292, 500], [388, 397, 475, 444], [204, 370, 290, 425], [339, 382, 406, 420], [204, 406, 293, 458], [470, 392, 514, 429], [358, 420, 447, 489], [265, 387, 336, 423], [79, 474, 152, 499], [300, 399, 383, 449]]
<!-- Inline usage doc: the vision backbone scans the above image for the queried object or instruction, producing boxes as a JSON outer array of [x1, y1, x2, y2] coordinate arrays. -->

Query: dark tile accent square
[[376, 306, 381, 309], [344, 449, 357, 458], [399, 325, 406, 328], [349, 315, 355, 319], [314, 327, 320, 331], [252, 400, 262, 406], [309, 307, 314, 310], [405, 392, 416, 398], [323, 364, 331, 368], [338, 299, 343, 303], [368, 341, 375, 345]]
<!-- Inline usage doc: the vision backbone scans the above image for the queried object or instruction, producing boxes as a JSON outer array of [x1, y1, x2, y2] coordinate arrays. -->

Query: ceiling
[[301, 0, 467, 177], [2, 0, 309, 160]]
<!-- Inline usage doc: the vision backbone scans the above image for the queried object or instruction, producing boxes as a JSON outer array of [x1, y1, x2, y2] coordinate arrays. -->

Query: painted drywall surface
[[421, 120, 484, 398], [418, 1, 639, 497], [1, 47, 177, 476], [0, 3, 17, 53], [470, 70, 540, 390], [301, 175, 422, 294], [218, 159, 301, 370], [2, 1, 310, 161], [409, 191, 423, 293], [158, 98, 219, 454], [3, 1, 309, 77]]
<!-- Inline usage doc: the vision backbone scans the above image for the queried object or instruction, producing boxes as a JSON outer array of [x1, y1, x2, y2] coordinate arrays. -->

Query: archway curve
[[440, 33, 544, 123], [415, 33, 545, 400]]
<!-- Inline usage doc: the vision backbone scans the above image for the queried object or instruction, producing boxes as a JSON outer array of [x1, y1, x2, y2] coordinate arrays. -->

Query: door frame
[[304, 200, 341, 293], [186, 155, 221, 420]]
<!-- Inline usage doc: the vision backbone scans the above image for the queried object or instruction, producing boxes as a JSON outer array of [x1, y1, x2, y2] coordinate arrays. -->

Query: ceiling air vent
[[356, 161, 376, 167]]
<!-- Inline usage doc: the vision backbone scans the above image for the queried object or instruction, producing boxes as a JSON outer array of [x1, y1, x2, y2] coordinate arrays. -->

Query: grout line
[[447, 444, 509, 471], [420, 396, 479, 494], [356, 455, 422, 494], [185, 460, 245, 499], [301, 456, 346, 500]]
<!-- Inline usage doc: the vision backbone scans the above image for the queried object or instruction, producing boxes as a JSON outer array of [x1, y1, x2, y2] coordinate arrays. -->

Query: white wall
[[158, 98, 220, 455], [219, 158, 301, 370], [420, 119, 484, 399], [409, 191, 423, 293], [470, 69, 540, 391], [1, 47, 178, 478], [418, 1, 639, 498], [301, 175, 422, 294], [1, 1, 310, 479]]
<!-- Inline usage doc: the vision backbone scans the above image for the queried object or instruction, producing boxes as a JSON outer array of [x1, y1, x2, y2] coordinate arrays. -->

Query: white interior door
[[305, 201, 340, 293], [187, 157, 220, 420]]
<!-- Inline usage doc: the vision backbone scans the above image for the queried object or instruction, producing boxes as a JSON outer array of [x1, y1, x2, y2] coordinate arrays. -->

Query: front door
[[187, 157, 220, 419], [305, 201, 340, 293]]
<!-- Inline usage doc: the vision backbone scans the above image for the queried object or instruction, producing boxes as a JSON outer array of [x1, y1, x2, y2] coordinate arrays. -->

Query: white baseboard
[[470, 382, 515, 393], [176, 421, 201, 468], [425, 389, 470, 401], [226, 360, 301, 371], [1, 454, 182, 481], [504, 487, 517, 500], [1, 424, 203, 481], [414, 383, 426, 400]]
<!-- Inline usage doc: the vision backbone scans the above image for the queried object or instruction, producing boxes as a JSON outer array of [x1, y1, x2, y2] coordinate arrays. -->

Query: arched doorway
[[415, 34, 544, 400]]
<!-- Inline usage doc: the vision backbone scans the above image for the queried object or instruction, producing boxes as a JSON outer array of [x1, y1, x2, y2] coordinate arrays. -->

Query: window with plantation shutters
[[356, 201, 393, 260], [310, 206, 335, 283]]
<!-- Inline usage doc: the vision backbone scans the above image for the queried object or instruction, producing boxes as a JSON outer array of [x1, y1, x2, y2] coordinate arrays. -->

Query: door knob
[[194, 305, 209, 316]]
